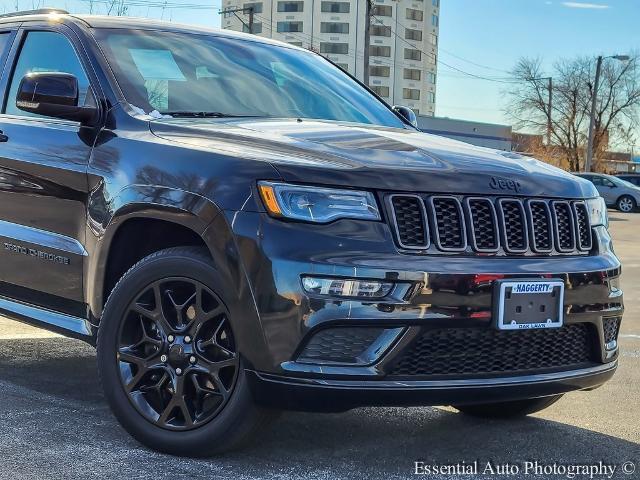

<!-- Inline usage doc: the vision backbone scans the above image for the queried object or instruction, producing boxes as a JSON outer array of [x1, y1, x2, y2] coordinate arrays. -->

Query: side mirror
[[16, 72, 98, 124], [392, 105, 418, 128]]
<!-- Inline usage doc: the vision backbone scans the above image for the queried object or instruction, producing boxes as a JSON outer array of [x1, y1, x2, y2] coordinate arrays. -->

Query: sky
[[436, 0, 639, 128], [0, 0, 638, 146]]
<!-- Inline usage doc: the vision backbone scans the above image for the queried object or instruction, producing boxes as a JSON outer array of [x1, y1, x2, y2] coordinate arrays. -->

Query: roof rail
[[0, 8, 69, 19]]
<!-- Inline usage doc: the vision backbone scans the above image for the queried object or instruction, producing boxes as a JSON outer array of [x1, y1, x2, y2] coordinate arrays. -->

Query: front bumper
[[247, 362, 617, 412], [226, 211, 623, 410]]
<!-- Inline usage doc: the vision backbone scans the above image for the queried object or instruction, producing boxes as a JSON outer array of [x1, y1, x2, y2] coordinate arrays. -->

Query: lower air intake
[[389, 324, 596, 377]]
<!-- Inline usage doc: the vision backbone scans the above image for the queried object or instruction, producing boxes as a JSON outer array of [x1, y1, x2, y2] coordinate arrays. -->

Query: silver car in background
[[575, 173, 640, 213]]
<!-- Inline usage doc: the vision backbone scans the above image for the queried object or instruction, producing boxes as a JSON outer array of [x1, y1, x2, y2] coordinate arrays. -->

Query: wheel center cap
[[168, 344, 188, 367]]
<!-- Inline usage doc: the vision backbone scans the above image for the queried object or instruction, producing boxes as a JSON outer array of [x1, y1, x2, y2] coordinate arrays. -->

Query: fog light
[[301, 276, 393, 298]]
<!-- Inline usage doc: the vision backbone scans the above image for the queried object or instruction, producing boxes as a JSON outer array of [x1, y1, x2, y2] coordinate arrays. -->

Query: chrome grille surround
[[465, 197, 500, 253], [572, 201, 593, 251], [497, 198, 529, 254], [526, 200, 554, 253], [551, 200, 577, 253], [387, 194, 429, 250], [428, 196, 467, 252]]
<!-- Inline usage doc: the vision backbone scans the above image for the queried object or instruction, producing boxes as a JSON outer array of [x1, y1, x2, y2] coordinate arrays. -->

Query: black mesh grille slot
[[499, 199, 528, 252], [467, 198, 499, 251], [553, 201, 576, 252], [573, 202, 593, 251], [603, 317, 621, 345], [297, 327, 384, 364], [430, 197, 466, 251], [528, 200, 553, 252], [389, 324, 596, 377], [390, 195, 428, 248]]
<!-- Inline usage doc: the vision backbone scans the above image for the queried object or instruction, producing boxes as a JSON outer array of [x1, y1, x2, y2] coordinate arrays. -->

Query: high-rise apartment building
[[221, 0, 439, 116]]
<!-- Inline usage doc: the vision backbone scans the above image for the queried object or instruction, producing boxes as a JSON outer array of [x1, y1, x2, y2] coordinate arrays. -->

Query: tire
[[616, 195, 636, 213], [97, 246, 276, 456], [453, 394, 564, 418]]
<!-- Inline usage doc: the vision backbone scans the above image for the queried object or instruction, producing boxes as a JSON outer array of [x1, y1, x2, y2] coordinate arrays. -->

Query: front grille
[[389, 324, 596, 377], [388, 194, 592, 256], [603, 317, 621, 345]]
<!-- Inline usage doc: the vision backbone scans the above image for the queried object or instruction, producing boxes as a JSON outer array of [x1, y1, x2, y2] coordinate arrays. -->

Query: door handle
[[0, 131, 8, 143]]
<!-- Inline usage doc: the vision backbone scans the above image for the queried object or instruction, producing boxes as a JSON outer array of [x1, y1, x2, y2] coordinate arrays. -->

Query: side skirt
[[0, 295, 95, 344]]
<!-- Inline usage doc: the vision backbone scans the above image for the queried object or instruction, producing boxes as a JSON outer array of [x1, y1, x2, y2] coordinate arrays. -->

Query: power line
[[77, 0, 222, 10], [438, 46, 512, 74], [372, 15, 518, 85], [239, 10, 519, 85], [438, 71, 514, 82], [251, 12, 438, 72], [438, 104, 504, 112], [373, 14, 516, 82]]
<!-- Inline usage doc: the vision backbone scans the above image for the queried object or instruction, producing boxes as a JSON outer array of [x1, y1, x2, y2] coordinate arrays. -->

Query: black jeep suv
[[0, 9, 623, 456]]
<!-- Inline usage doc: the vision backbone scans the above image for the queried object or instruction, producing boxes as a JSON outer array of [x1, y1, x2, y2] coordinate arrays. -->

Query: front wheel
[[453, 394, 563, 418], [97, 247, 275, 456], [616, 195, 636, 213]]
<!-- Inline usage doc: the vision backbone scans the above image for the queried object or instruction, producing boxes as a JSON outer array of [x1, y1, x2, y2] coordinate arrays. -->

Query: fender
[[84, 184, 221, 319]]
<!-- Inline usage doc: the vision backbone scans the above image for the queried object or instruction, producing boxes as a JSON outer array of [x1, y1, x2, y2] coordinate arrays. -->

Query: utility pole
[[363, 0, 374, 87], [547, 77, 553, 146], [585, 54, 630, 172], [218, 6, 255, 34], [585, 56, 603, 173]]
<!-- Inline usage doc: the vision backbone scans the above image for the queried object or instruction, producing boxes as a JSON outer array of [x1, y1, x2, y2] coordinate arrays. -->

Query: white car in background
[[574, 173, 640, 213]]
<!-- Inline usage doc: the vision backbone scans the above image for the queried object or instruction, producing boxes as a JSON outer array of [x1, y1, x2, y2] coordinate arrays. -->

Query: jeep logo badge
[[489, 176, 522, 193]]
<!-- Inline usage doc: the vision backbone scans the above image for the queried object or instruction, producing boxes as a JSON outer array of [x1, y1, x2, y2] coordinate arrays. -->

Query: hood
[[150, 118, 597, 199]]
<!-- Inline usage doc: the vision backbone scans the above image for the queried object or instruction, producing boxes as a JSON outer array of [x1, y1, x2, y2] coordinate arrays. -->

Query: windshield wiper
[[161, 111, 263, 118]]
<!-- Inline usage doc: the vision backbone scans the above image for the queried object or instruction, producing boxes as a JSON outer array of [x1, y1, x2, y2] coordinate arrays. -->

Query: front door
[[589, 176, 616, 205], [0, 26, 100, 316]]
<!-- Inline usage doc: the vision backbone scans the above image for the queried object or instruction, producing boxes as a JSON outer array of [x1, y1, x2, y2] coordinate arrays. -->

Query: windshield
[[93, 28, 406, 128]]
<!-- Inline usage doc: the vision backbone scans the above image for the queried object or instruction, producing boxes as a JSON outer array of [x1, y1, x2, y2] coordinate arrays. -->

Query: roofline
[[0, 12, 308, 51], [0, 10, 91, 27], [0, 8, 68, 19]]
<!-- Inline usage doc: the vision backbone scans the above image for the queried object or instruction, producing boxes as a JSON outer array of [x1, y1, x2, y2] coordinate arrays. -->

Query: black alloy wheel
[[117, 277, 238, 430], [98, 247, 277, 456]]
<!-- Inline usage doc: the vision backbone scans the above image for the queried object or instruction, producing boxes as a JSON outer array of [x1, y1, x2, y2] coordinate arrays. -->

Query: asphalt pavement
[[0, 212, 637, 479]]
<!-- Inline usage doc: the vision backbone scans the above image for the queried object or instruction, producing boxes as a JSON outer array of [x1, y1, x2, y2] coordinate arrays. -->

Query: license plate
[[494, 280, 564, 330]]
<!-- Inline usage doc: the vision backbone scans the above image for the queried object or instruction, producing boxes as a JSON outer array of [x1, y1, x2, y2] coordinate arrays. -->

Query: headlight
[[258, 181, 380, 223], [586, 196, 608, 227]]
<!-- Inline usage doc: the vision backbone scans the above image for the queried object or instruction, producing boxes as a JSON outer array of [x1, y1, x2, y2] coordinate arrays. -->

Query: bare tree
[[107, 0, 129, 16], [506, 55, 640, 171]]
